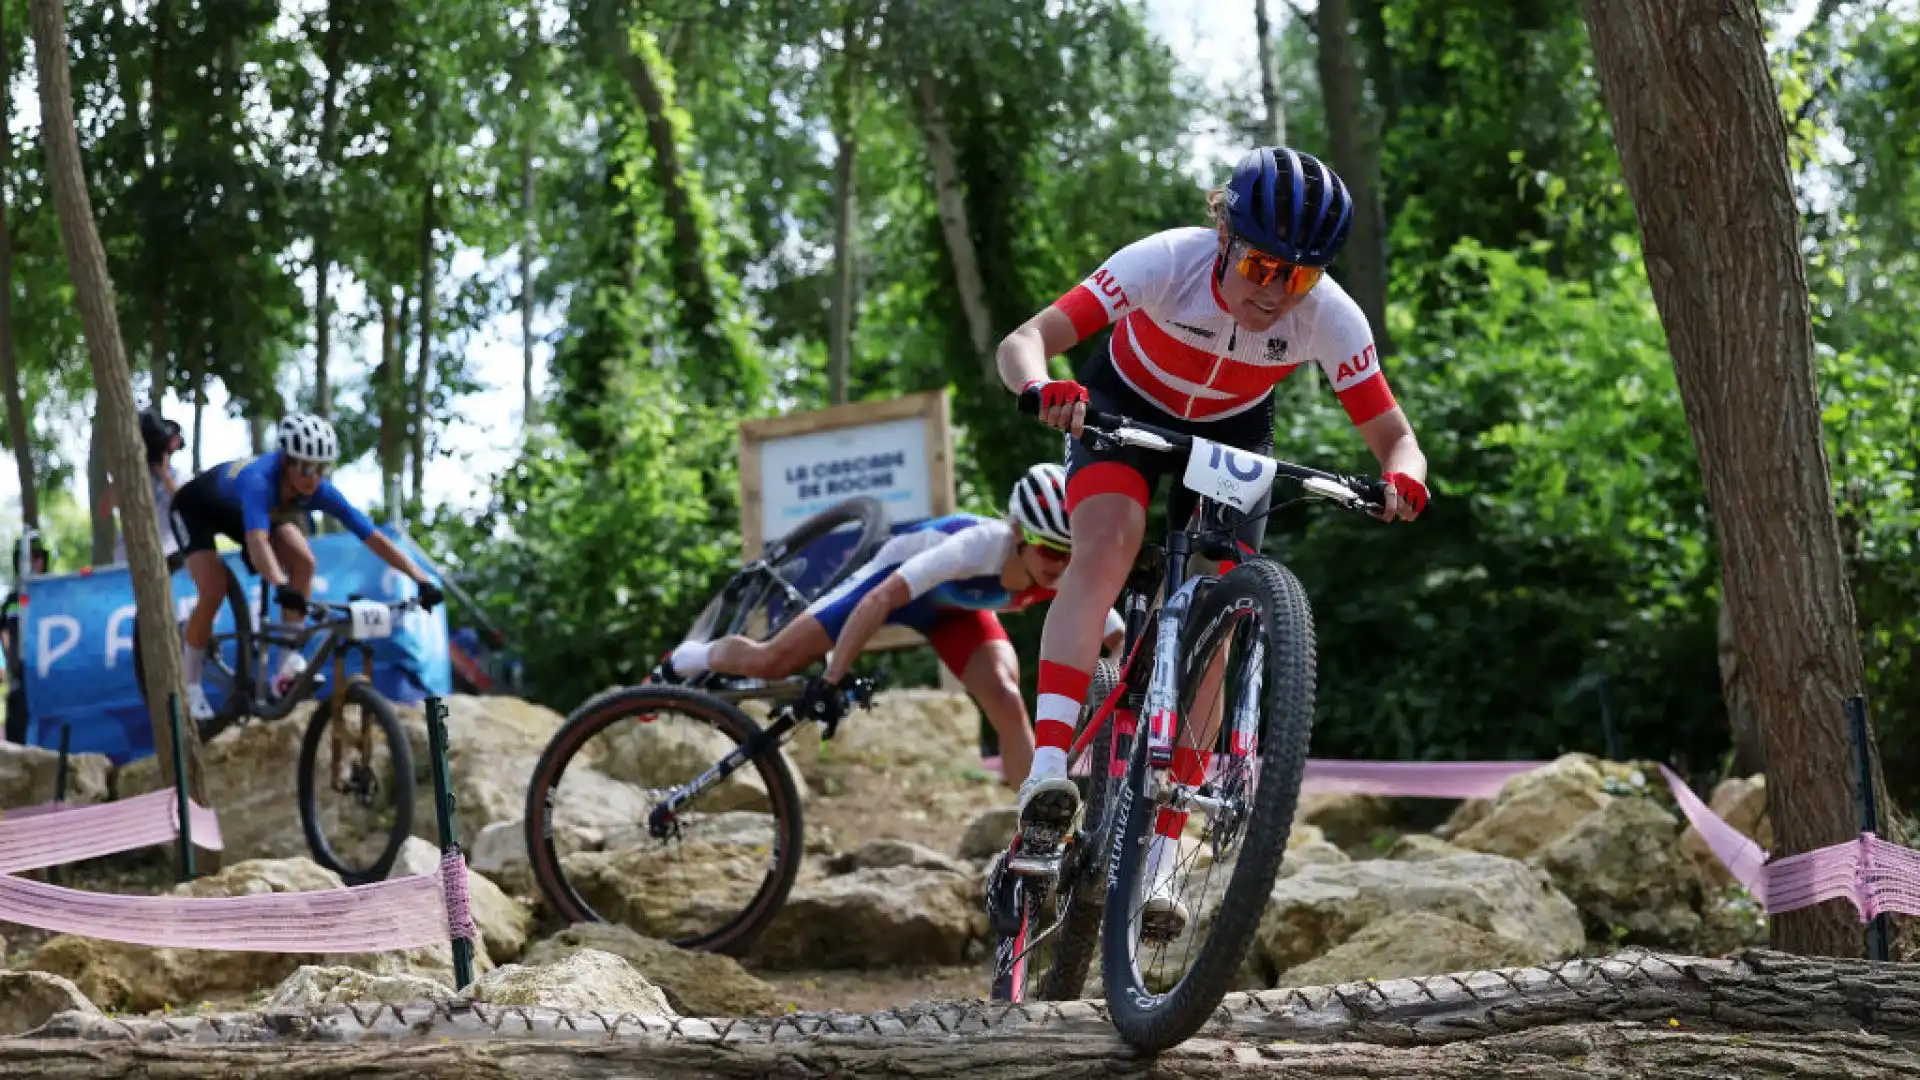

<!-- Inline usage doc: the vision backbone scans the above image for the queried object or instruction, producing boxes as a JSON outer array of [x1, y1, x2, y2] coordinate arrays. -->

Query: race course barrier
[[0, 696, 479, 988]]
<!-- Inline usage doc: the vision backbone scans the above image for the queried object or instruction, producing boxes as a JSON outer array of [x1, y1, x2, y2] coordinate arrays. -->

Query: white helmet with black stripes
[[1009, 462, 1072, 547], [277, 412, 340, 465]]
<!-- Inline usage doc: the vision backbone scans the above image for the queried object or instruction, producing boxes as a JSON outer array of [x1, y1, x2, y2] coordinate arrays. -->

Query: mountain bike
[[525, 675, 880, 956], [985, 394, 1389, 1051], [132, 563, 421, 885], [643, 495, 890, 704]]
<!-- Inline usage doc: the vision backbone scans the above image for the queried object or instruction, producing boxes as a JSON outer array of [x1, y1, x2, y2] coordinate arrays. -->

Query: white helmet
[[1009, 462, 1072, 547], [278, 412, 340, 465]]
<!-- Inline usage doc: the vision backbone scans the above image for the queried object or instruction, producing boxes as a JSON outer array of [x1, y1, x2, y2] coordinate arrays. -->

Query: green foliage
[[1270, 237, 1726, 769]]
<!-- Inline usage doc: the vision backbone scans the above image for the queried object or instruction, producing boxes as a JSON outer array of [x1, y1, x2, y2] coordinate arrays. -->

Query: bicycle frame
[[210, 601, 415, 724]]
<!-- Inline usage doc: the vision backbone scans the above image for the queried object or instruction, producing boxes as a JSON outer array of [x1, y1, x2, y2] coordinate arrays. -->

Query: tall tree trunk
[[1580, 0, 1888, 958], [29, 0, 208, 830], [376, 291, 405, 511], [85, 413, 112, 564], [0, 14, 37, 529], [1718, 599, 1766, 778], [827, 7, 868, 406], [1255, 0, 1286, 144], [612, 24, 731, 399], [310, 0, 347, 418], [1316, 0, 1391, 355], [914, 75, 996, 382], [519, 130, 536, 430], [411, 182, 436, 508], [141, 0, 171, 397], [189, 357, 205, 473], [248, 414, 266, 455]]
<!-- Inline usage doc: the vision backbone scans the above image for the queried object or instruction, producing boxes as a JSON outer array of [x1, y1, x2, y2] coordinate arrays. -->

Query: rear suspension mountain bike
[[986, 395, 1390, 1051]]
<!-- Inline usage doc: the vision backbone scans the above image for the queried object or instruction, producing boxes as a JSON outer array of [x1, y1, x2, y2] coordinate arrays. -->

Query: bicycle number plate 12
[[347, 600, 396, 641], [1181, 437, 1279, 513]]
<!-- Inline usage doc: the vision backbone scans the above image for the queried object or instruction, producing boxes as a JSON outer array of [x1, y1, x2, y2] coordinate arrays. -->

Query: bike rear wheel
[[525, 685, 806, 956], [131, 561, 255, 743], [1099, 559, 1316, 1051], [686, 495, 888, 647], [297, 680, 417, 885], [988, 657, 1126, 1002]]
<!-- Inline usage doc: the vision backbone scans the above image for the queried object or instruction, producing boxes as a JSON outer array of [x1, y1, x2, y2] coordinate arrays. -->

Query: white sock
[[182, 644, 205, 684], [1029, 746, 1067, 782], [1146, 835, 1181, 889], [669, 641, 712, 675]]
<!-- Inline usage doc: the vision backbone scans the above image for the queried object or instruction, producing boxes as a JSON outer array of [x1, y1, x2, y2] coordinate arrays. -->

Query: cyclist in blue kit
[[658, 462, 1123, 789], [169, 412, 442, 720]]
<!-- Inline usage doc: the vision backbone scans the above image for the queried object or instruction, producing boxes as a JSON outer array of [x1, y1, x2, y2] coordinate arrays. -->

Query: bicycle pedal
[[1006, 853, 1063, 878]]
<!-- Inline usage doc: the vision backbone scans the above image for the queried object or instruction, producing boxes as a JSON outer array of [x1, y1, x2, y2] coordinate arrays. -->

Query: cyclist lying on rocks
[[170, 412, 444, 720], [655, 462, 1123, 788]]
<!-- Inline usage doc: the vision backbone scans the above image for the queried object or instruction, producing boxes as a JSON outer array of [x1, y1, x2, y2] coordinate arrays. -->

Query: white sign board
[[758, 415, 935, 540]]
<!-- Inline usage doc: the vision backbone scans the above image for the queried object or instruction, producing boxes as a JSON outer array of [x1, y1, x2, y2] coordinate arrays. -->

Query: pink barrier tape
[[1, 801, 71, 820], [1762, 833, 1920, 921], [1300, 759, 1539, 801], [0, 854, 475, 952], [439, 847, 480, 943], [0, 789, 225, 875], [1655, 763, 1768, 901]]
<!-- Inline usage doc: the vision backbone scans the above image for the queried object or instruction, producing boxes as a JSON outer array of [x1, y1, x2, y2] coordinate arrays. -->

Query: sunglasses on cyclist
[[1230, 239, 1324, 295], [288, 460, 330, 480], [1023, 528, 1072, 560]]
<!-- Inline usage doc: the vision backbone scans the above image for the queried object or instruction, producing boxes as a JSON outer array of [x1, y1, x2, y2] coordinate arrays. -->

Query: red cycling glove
[[1022, 378, 1089, 412], [1383, 472, 1429, 516]]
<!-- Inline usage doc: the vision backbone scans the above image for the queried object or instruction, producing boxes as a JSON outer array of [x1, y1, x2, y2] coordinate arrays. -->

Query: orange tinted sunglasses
[[1232, 242, 1324, 295]]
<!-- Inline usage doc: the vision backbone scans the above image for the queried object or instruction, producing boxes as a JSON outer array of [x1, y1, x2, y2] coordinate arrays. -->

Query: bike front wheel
[[297, 680, 417, 885], [524, 685, 805, 956], [1099, 559, 1316, 1051]]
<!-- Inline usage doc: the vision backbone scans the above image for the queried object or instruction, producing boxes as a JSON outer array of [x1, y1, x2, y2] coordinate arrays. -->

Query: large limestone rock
[[0, 740, 112, 811], [267, 965, 457, 1008], [957, 805, 1019, 860], [1296, 793, 1393, 850], [1279, 825, 1353, 878], [389, 836, 531, 964], [1531, 795, 1707, 947], [1385, 833, 1470, 863], [521, 923, 781, 1016], [26, 858, 351, 1012], [1278, 911, 1548, 988], [1679, 774, 1770, 887], [830, 837, 974, 878], [469, 817, 536, 899], [1253, 853, 1584, 984], [0, 970, 99, 1038], [462, 948, 674, 1015], [561, 821, 788, 942], [751, 865, 986, 970], [1450, 755, 1614, 860], [773, 689, 979, 773]]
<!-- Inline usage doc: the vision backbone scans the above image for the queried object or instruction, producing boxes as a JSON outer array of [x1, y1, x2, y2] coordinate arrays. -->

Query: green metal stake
[[426, 695, 475, 990], [169, 693, 196, 882], [49, 725, 70, 887]]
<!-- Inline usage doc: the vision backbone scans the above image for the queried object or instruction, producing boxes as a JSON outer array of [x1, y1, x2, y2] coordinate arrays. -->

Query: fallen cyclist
[[654, 462, 1122, 788]]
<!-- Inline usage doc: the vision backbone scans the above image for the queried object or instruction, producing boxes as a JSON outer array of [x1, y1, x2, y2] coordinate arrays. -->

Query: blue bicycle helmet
[[1222, 147, 1354, 268]]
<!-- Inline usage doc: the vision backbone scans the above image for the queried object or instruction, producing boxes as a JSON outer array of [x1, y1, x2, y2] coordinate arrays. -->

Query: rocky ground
[[0, 690, 1775, 1040]]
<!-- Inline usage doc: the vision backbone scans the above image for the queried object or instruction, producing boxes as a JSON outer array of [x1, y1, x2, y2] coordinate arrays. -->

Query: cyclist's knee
[[276, 532, 316, 580]]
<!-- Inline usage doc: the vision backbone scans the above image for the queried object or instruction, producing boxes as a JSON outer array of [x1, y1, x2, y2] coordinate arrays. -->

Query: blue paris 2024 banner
[[18, 525, 450, 765]]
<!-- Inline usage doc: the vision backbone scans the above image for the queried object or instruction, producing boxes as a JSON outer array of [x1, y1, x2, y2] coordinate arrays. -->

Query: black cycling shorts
[[170, 471, 312, 575], [1062, 336, 1277, 558]]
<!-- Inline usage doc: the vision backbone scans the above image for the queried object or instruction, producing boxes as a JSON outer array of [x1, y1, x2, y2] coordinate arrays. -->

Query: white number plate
[[1181, 437, 1279, 513], [348, 601, 394, 641]]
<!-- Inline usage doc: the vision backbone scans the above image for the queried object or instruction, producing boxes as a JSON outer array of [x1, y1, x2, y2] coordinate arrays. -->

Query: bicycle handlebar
[[1016, 387, 1390, 513]]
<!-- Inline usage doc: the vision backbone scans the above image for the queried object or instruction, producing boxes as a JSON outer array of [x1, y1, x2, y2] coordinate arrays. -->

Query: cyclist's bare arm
[[822, 573, 913, 684], [1356, 406, 1427, 521], [995, 307, 1083, 394], [245, 528, 290, 586], [365, 531, 430, 584]]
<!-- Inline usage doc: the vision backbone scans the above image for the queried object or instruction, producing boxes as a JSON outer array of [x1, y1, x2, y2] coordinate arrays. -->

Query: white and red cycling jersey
[[1051, 227, 1396, 425]]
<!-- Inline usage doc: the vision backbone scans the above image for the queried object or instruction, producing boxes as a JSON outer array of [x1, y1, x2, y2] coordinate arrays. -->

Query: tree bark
[[826, 6, 868, 406], [1579, 0, 1888, 957], [28, 0, 207, 823], [137, 0, 172, 398], [0, 13, 37, 530], [189, 357, 205, 474], [519, 115, 537, 430], [9, 952, 1920, 1077], [85, 413, 113, 565], [1255, 0, 1286, 144], [1718, 599, 1766, 777], [1315, 0, 1391, 355], [376, 291, 405, 512], [310, 0, 348, 419], [914, 74, 997, 383], [411, 181, 436, 508]]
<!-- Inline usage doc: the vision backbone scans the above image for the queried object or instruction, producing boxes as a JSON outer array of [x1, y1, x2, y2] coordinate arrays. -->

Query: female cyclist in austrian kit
[[992, 146, 1431, 934]]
